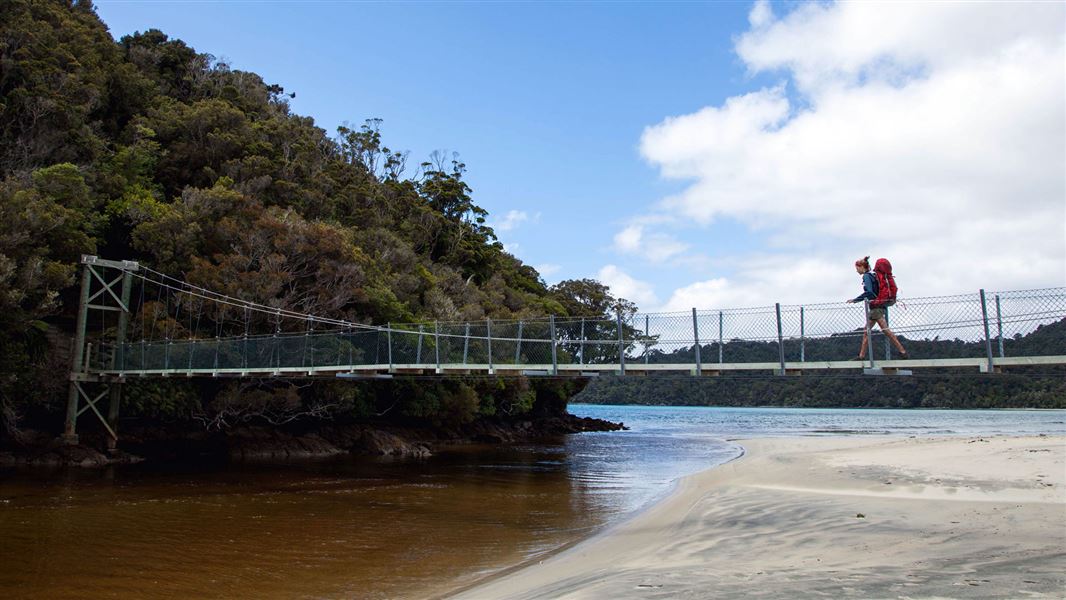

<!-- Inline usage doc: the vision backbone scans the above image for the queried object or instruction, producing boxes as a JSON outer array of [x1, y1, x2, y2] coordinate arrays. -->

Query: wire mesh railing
[[95, 287, 1066, 374]]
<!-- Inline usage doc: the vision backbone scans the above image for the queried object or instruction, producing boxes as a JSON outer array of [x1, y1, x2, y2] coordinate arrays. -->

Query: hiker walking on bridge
[[847, 256, 908, 361]]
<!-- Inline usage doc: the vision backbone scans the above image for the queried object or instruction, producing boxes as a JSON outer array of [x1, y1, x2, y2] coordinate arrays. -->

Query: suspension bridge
[[64, 256, 1066, 446]]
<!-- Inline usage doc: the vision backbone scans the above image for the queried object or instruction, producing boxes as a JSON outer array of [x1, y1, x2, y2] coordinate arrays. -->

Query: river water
[[2, 406, 1063, 599]]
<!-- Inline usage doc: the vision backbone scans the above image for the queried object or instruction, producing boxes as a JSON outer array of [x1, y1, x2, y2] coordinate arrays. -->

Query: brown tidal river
[[4, 404, 1059, 598], [0, 408, 740, 600], [1, 447, 597, 599]]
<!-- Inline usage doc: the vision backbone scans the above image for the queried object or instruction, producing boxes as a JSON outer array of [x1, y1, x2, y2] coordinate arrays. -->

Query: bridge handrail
[[76, 264, 1064, 375], [94, 287, 1065, 345]]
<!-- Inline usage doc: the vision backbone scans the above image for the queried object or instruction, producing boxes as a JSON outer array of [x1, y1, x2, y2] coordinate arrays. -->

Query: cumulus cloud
[[614, 225, 644, 253], [597, 265, 659, 308], [611, 224, 689, 263], [640, 0, 1065, 306], [659, 255, 850, 311], [492, 208, 541, 232]]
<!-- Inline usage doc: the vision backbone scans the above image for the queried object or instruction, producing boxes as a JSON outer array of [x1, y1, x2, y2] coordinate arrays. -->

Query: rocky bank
[[0, 413, 626, 467]]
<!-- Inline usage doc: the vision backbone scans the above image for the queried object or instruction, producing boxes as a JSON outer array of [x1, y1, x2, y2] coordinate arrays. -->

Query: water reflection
[[0, 432, 736, 600], [6, 405, 1061, 598]]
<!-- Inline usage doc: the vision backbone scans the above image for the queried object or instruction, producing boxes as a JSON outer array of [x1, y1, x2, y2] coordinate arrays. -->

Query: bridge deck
[[84, 355, 1066, 380]]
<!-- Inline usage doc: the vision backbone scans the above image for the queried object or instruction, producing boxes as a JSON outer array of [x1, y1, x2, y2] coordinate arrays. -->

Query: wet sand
[[449, 435, 1066, 599]]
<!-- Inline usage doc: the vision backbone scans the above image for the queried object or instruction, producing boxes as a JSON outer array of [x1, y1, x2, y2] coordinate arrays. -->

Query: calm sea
[[1, 405, 1062, 599]]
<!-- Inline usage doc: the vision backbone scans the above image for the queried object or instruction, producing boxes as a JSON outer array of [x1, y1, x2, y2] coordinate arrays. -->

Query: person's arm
[[849, 273, 878, 303]]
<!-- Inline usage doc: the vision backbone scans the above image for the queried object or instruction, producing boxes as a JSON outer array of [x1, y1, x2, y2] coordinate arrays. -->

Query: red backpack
[[870, 258, 897, 307]]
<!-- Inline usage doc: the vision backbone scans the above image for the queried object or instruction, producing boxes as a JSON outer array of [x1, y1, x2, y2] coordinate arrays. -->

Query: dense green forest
[[577, 319, 1066, 409], [0, 2, 1062, 447], [0, 0, 632, 442]]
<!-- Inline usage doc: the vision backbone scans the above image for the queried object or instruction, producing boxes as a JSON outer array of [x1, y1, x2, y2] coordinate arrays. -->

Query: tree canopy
[[0, 0, 628, 435]]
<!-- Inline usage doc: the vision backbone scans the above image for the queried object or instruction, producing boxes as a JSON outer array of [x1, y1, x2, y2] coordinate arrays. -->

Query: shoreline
[[434, 440, 748, 600], [444, 434, 1066, 599], [0, 413, 625, 467]]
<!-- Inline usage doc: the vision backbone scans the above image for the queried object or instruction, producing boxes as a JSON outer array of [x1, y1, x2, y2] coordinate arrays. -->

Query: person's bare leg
[[856, 326, 871, 359], [875, 317, 906, 354]]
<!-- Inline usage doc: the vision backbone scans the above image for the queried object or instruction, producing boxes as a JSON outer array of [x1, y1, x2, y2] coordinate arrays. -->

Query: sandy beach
[[449, 435, 1066, 599]]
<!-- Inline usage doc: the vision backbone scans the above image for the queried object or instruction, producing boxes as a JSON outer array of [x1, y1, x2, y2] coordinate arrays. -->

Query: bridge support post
[[995, 294, 1004, 358], [980, 289, 997, 374], [387, 323, 393, 372], [63, 262, 92, 444], [243, 308, 250, 370], [416, 324, 423, 365], [692, 308, 701, 376], [307, 317, 315, 373], [550, 315, 558, 375], [434, 321, 441, 373], [578, 318, 585, 365], [272, 311, 281, 374], [463, 323, 470, 365], [486, 319, 493, 374], [644, 314, 650, 365], [775, 303, 785, 375], [617, 311, 625, 375], [800, 306, 805, 362], [718, 311, 723, 364], [515, 321, 523, 366]]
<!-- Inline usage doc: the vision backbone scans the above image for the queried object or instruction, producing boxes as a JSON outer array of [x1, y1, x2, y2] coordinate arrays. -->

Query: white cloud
[[639, 1, 1065, 305], [597, 265, 659, 308], [614, 225, 644, 253], [535, 263, 561, 279], [737, 1, 1066, 97], [492, 210, 541, 235], [502, 242, 520, 255], [493, 210, 530, 232], [659, 255, 851, 311], [748, 0, 773, 29], [611, 224, 689, 263]]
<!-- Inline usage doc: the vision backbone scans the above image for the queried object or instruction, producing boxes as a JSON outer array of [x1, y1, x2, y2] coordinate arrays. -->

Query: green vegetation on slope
[[0, 0, 628, 440], [0, 2, 1059, 443]]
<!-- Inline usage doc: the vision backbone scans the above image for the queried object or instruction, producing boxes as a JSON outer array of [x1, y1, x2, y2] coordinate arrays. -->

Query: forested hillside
[[1, 2, 1061, 448], [0, 0, 628, 442]]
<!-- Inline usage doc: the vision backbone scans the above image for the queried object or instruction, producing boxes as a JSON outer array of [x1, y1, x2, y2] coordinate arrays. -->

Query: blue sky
[[95, 1, 1065, 311]]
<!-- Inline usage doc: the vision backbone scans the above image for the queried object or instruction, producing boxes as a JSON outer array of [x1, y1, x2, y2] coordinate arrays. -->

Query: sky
[[94, 0, 1066, 313]]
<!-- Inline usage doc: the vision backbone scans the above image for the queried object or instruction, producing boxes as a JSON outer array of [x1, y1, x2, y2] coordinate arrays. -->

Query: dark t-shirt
[[852, 272, 878, 303]]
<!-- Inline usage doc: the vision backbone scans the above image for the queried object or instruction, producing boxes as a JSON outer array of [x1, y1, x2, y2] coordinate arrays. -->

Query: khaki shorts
[[867, 307, 885, 322]]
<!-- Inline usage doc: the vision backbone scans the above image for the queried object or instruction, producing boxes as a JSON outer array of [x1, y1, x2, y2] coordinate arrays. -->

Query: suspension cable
[[133, 265, 380, 331]]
